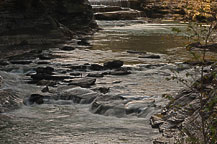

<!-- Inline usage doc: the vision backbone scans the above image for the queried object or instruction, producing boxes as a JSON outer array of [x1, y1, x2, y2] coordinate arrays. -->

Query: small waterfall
[[89, 0, 130, 7]]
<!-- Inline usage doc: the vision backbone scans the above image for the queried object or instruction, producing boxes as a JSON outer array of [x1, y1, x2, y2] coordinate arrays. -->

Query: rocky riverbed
[[0, 21, 203, 143], [0, 1, 216, 143]]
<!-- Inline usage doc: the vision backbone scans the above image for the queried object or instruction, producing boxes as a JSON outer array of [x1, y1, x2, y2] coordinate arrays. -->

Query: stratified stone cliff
[[0, 0, 97, 53]]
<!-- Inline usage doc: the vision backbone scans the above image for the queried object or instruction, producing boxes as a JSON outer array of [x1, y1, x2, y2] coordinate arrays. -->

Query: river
[[0, 8, 192, 144]]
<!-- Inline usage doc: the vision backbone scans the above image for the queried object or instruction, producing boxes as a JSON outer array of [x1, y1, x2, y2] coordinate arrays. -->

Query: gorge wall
[[0, 0, 97, 58]]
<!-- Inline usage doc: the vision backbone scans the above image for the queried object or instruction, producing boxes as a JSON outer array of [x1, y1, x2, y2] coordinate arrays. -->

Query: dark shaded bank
[[0, 0, 98, 59]]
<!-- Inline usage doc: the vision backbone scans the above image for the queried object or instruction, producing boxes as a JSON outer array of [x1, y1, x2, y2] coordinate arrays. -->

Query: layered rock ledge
[[0, 0, 97, 59]]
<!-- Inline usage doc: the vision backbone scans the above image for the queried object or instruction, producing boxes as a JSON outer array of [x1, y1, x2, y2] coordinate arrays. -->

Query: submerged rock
[[87, 73, 104, 78], [109, 69, 131, 75], [60, 46, 75, 51], [138, 54, 161, 59], [104, 60, 124, 69], [10, 60, 32, 65], [92, 87, 110, 94], [89, 64, 104, 71], [127, 50, 147, 55], [54, 87, 99, 104], [68, 77, 96, 88], [24, 94, 44, 105], [35, 67, 54, 75]]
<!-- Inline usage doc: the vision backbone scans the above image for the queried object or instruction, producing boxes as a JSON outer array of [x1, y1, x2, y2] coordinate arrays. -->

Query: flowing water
[[0, 4, 192, 144]]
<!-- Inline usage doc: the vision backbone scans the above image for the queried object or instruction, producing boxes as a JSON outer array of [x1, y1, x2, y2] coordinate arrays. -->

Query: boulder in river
[[35, 66, 54, 75], [60, 46, 75, 51], [109, 69, 131, 75], [104, 60, 124, 69], [138, 54, 161, 59], [10, 60, 32, 65], [25, 94, 44, 105], [54, 87, 99, 104], [89, 64, 104, 71], [68, 77, 96, 88]]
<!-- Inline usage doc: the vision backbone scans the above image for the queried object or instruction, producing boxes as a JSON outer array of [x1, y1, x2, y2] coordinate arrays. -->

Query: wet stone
[[89, 64, 104, 71], [39, 54, 53, 60], [87, 73, 104, 77], [24, 94, 44, 105], [109, 70, 131, 75], [77, 39, 90, 46], [0, 61, 9, 66], [103, 60, 124, 69], [70, 72, 82, 77], [37, 80, 57, 86], [35, 66, 54, 75], [31, 73, 71, 81], [54, 87, 99, 104], [68, 77, 96, 88], [92, 87, 110, 94], [139, 54, 161, 59], [127, 50, 147, 55], [60, 46, 75, 51], [10, 60, 32, 65]]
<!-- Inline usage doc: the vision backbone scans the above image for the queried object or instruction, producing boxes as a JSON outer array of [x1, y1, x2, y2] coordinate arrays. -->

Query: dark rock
[[77, 39, 90, 46], [38, 54, 53, 60], [0, 0, 96, 53], [127, 50, 147, 55], [104, 60, 124, 69], [41, 86, 49, 93], [70, 72, 82, 77], [109, 70, 131, 75], [90, 94, 128, 117], [90, 100, 126, 117], [89, 64, 104, 71], [35, 67, 54, 75], [70, 65, 88, 71], [60, 46, 75, 51], [87, 73, 104, 77], [18, 40, 29, 46], [10, 60, 32, 65], [68, 77, 96, 87], [92, 87, 110, 94], [125, 99, 156, 116], [37, 80, 57, 86], [138, 54, 161, 59], [55, 87, 99, 104], [0, 61, 9, 66], [27, 94, 44, 105], [31, 73, 70, 81]]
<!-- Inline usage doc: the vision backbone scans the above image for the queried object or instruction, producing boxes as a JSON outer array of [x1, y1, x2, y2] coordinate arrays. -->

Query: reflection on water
[[91, 20, 188, 53]]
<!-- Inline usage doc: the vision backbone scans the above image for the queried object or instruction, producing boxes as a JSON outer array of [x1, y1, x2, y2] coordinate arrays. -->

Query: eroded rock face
[[0, 0, 97, 58]]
